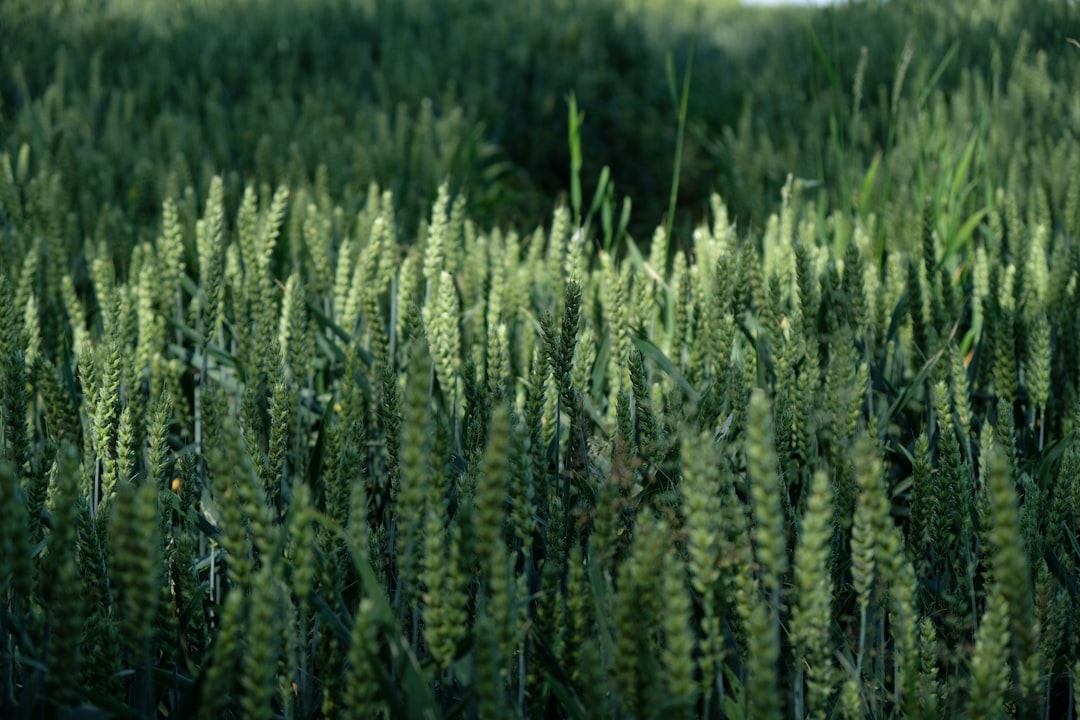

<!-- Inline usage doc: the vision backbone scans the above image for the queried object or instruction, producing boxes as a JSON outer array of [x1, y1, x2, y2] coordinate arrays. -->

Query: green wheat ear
[[1025, 307, 1050, 448], [475, 403, 510, 572], [0, 462, 32, 613], [197, 175, 227, 343], [746, 388, 786, 595], [421, 506, 467, 670], [661, 541, 696, 718], [200, 577, 247, 718], [41, 442, 84, 702], [286, 482, 316, 604], [394, 330, 433, 610], [679, 426, 721, 598], [344, 597, 384, 718], [792, 469, 837, 719], [279, 271, 310, 386], [424, 269, 461, 394], [240, 564, 283, 718], [850, 431, 890, 616], [473, 612, 506, 718], [984, 440, 1038, 695], [612, 518, 669, 712], [109, 476, 160, 714], [968, 583, 1012, 719], [744, 389, 783, 720]]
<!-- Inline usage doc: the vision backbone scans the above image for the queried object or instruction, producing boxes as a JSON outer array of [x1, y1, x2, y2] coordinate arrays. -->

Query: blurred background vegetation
[[1, 0, 1076, 249]]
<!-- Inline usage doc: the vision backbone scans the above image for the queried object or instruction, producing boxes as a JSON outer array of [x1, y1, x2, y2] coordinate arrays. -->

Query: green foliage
[[4, 0, 1080, 717]]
